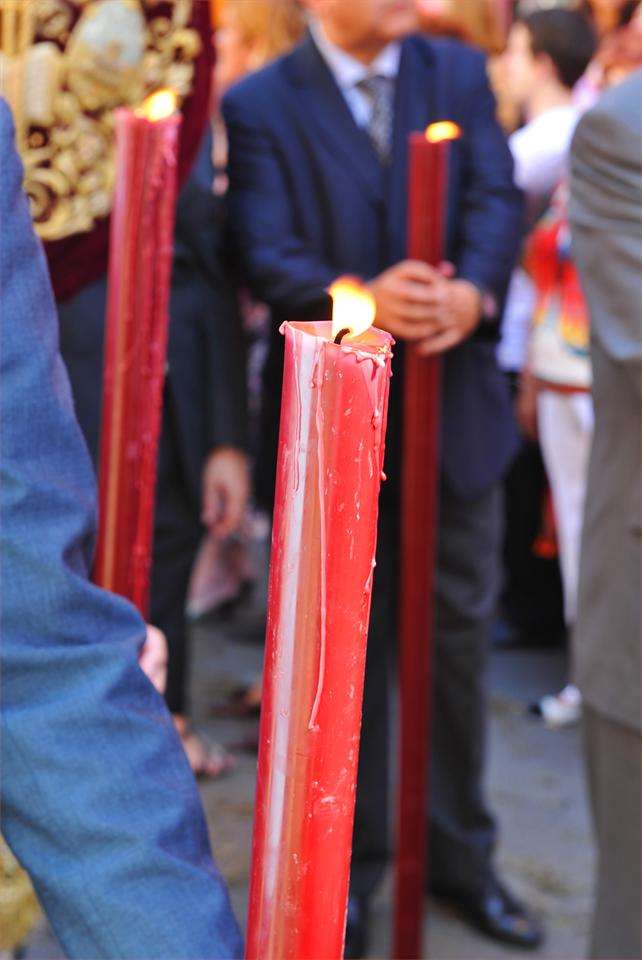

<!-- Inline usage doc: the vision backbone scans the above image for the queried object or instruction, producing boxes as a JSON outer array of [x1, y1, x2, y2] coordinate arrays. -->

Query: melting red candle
[[94, 90, 181, 615], [246, 281, 393, 959], [394, 120, 461, 959]]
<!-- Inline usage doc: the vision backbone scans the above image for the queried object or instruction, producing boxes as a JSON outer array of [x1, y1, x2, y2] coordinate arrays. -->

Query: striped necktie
[[357, 74, 394, 165]]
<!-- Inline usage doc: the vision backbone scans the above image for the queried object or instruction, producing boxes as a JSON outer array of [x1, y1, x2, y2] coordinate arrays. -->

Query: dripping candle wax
[[394, 120, 462, 960], [245, 280, 394, 960], [94, 90, 181, 615]]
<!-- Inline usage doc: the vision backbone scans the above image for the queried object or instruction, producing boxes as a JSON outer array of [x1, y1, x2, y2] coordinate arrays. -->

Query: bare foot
[[173, 715, 235, 779]]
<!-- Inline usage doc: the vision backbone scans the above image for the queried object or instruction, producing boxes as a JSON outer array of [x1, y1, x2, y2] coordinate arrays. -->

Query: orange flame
[[136, 89, 178, 122], [425, 121, 461, 143], [329, 277, 376, 342]]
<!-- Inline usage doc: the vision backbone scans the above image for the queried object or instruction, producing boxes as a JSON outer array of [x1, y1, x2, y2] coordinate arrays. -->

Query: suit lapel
[[387, 37, 439, 261], [285, 34, 386, 205]]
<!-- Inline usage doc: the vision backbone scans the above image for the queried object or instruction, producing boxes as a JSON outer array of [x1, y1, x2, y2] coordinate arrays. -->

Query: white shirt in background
[[509, 104, 579, 195], [498, 104, 580, 372]]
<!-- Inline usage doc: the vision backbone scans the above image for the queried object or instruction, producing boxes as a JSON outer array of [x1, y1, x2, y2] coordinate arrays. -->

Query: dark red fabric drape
[[46, 1, 214, 303]]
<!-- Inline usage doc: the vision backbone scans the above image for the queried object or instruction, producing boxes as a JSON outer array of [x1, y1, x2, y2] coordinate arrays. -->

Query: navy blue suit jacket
[[223, 33, 523, 500]]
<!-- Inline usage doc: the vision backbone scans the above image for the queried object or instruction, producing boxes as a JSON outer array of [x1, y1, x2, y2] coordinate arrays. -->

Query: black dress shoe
[[432, 878, 544, 950], [344, 895, 369, 959]]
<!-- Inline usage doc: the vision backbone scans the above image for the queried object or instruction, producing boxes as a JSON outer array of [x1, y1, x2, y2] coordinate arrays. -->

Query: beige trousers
[[584, 706, 641, 959]]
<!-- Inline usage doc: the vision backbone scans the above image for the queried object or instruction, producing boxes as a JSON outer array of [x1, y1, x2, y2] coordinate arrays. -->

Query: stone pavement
[[22, 591, 595, 960]]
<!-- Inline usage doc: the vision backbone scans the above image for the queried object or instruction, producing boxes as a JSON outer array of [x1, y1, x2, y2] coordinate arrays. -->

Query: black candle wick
[[334, 328, 351, 344]]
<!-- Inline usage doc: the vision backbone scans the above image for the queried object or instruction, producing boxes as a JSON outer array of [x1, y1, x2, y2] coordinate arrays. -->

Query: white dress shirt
[[309, 19, 401, 130], [509, 104, 579, 196]]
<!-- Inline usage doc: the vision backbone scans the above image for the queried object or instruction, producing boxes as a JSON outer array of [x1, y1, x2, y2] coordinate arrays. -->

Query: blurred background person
[[580, 0, 638, 35], [211, 0, 306, 194], [193, 0, 305, 725], [593, 0, 642, 82], [505, 10, 596, 199], [416, 0, 507, 51], [573, 0, 638, 104], [506, 8, 597, 726], [189, 0, 305, 724], [58, 148, 250, 778], [570, 65, 642, 960], [190, 0, 305, 625]]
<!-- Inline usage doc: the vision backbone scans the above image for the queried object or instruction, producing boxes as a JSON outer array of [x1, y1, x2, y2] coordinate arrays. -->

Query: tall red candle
[[246, 282, 393, 960], [94, 92, 181, 616], [394, 121, 461, 959]]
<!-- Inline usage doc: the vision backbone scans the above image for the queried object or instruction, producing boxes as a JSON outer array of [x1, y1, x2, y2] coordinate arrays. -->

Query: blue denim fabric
[[0, 99, 243, 959]]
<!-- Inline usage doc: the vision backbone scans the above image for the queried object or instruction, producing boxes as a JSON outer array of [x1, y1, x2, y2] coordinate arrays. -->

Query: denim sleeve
[[0, 98, 242, 960]]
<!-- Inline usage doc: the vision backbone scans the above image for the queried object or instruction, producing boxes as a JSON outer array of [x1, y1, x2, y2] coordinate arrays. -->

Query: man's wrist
[[461, 280, 497, 322], [480, 289, 498, 321]]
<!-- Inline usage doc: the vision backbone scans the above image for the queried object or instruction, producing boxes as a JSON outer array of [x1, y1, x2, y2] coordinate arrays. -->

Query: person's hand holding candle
[[367, 259, 482, 353], [414, 270, 483, 356]]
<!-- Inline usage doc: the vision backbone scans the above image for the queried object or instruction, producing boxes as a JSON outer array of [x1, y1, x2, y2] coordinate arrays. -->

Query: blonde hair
[[220, 0, 305, 66]]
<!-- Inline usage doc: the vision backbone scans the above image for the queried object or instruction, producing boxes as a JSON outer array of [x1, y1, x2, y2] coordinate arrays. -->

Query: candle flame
[[329, 277, 376, 342], [136, 89, 178, 122], [425, 121, 461, 143]]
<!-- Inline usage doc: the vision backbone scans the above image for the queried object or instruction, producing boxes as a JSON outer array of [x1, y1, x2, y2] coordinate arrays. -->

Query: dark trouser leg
[[150, 416, 202, 716], [350, 508, 397, 898], [584, 707, 641, 960], [502, 439, 565, 639], [428, 481, 502, 894], [351, 482, 502, 898]]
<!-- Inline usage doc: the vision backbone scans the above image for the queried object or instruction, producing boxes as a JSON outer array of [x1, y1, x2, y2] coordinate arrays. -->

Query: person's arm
[[455, 52, 524, 312], [569, 83, 642, 386], [0, 100, 242, 960], [201, 273, 251, 538], [222, 86, 336, 318], [509, 121, 573, 196], [174, 179, 251, 537]]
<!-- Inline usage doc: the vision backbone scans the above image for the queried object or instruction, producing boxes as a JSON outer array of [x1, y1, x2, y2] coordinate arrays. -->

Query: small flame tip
[[136, 89, 177, 122], [425, 121, 461, 143]]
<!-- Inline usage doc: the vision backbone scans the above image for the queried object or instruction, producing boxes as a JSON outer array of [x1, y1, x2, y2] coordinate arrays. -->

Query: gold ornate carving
[[0, 0, 201, 240]]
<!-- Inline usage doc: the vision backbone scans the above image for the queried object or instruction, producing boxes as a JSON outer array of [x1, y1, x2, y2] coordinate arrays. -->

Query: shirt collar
[[309, 19, 401, 92]]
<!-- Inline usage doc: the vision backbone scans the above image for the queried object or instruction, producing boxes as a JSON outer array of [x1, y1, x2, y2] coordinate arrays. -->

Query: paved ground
[[22, 581, 595, 960]]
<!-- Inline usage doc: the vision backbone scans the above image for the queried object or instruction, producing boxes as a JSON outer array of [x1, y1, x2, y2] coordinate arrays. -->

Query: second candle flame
[[136, 89, 178, 122], [425, 120, 461, 143], [329, 278, 376, 342]]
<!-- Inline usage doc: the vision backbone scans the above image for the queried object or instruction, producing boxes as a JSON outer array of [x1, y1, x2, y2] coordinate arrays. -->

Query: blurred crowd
[[1, 1, 640, 959]]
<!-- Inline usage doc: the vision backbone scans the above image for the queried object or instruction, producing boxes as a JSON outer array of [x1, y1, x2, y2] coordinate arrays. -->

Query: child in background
[[504, 9, 597, 726]]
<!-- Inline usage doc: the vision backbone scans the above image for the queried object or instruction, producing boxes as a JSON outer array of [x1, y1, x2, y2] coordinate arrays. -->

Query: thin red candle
[[246, 283, 393, 960], [394, 121, 461, 959], [94, 91, 181, 616]]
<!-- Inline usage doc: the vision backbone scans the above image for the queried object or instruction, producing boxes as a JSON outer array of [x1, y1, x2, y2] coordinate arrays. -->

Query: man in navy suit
[[0, 99, 242, 959], [223, 0, 539, 954]]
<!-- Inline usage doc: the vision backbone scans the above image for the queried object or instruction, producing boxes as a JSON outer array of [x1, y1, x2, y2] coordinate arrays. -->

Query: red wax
[[94, 106, 181, 616], [394, 132, 450, 959], [246, 321, 393, 960]]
